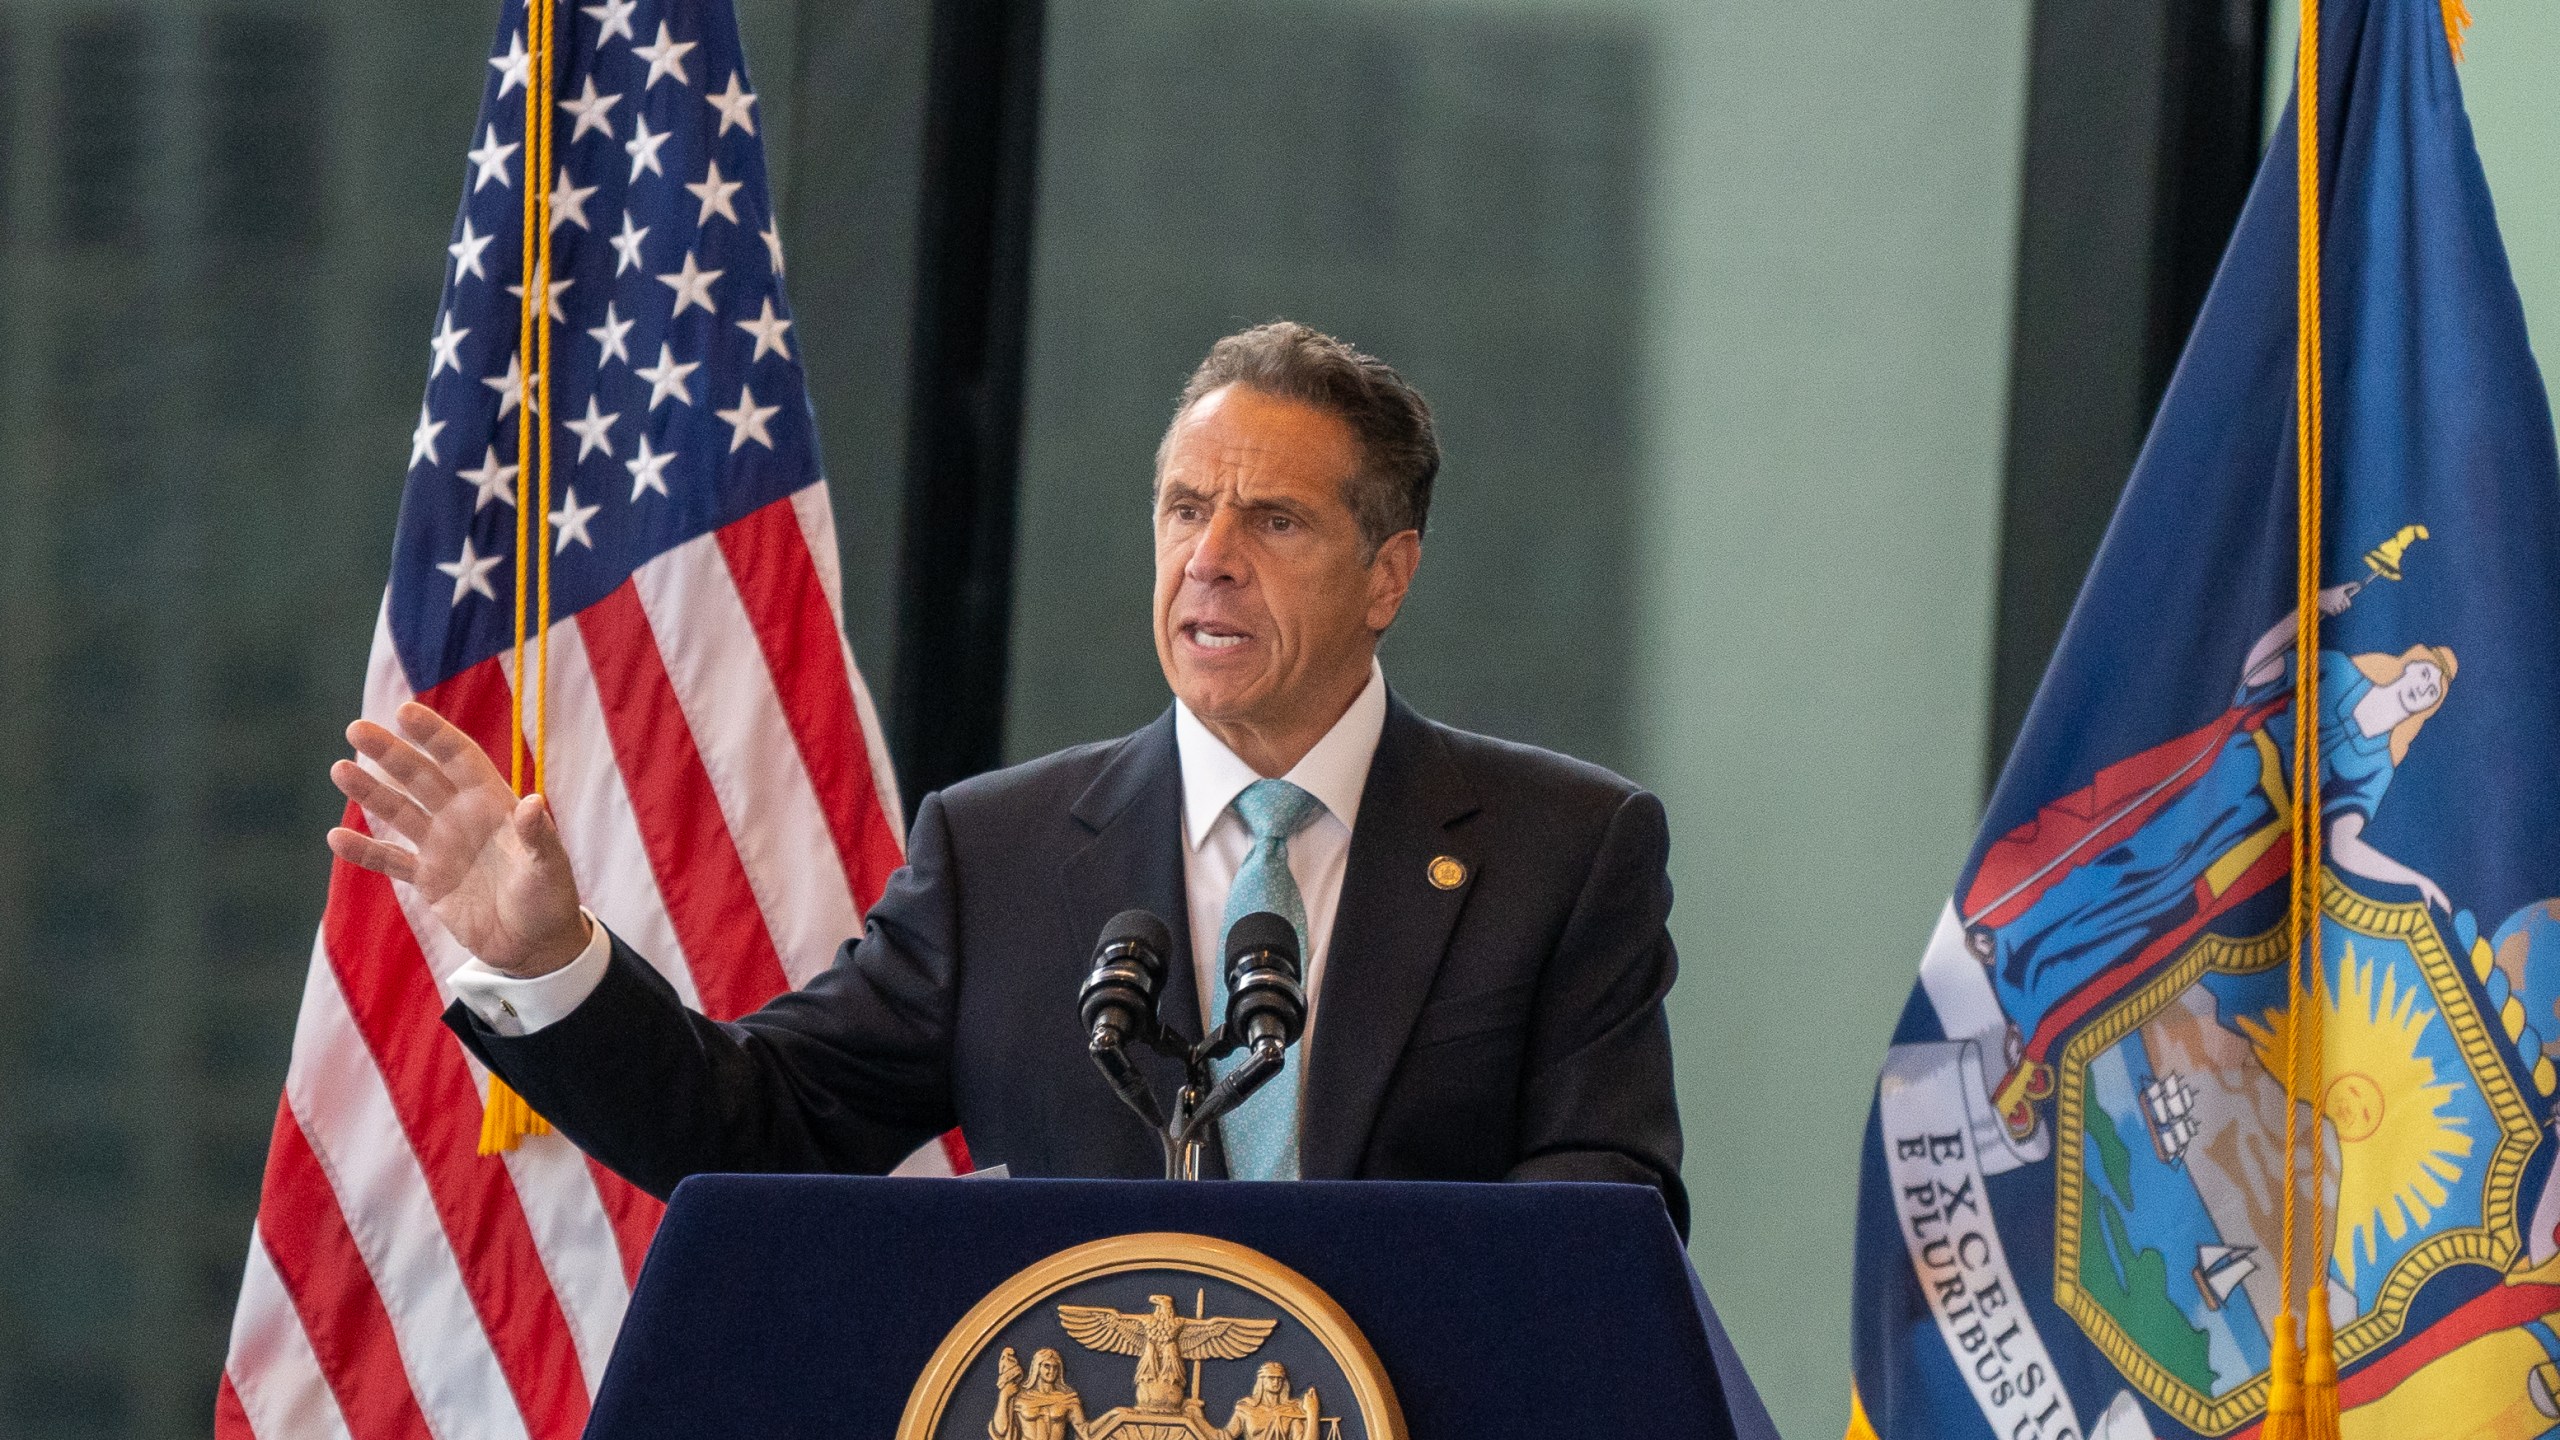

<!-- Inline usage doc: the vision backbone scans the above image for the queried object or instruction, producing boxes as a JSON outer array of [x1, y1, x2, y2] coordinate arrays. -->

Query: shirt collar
[[1174, 659, 1387, 850]]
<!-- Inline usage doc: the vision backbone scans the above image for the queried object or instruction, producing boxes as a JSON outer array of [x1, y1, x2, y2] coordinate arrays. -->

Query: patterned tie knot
[[1232, 779, 1325, 843]]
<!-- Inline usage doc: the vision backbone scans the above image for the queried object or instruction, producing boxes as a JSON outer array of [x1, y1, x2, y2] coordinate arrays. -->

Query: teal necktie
[[1209, 778, 1326, 1181]]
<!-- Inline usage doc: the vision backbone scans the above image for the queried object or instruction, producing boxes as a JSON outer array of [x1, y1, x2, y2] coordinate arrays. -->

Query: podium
[[588, 1176, 1774, 1439]]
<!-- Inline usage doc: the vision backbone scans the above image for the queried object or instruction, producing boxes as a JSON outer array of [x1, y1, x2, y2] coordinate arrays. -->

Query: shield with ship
[[2050, 880, 2542, 1434]]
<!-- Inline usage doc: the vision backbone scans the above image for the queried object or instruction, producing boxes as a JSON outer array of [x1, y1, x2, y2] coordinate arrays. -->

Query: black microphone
[[1080, 909, 1172, 1052], [1221, 910, 1305, 1055]]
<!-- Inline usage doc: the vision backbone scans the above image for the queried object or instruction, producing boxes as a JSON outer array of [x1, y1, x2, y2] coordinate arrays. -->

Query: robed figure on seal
[[1221, 1363, 1321, 1440], [990, 1348, 1092, 1440]]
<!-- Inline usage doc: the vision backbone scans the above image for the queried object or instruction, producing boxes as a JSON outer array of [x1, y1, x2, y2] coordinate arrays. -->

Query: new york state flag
[[1850, 4, 2560, 1438]]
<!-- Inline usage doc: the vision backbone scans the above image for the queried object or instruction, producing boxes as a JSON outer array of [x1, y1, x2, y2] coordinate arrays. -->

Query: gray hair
[[1157, 321, 1439, 557]]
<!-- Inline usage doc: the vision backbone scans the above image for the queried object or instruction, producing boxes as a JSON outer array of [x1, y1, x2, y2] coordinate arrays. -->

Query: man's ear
[[1364, 531, 1422, 632]]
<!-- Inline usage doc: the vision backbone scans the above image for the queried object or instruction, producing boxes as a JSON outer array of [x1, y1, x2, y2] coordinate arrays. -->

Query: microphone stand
[[1091, 1023, 1289, 1180]]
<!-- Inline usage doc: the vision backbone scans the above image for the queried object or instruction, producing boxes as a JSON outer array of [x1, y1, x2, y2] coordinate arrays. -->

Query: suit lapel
[[1060, 710, 1223, 1175], [1298, 695, 1482, 1178]]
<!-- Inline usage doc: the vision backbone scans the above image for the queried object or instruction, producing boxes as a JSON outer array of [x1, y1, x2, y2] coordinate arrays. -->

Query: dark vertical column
[[1986, 0, 2267, 777], [888, 0, 1046, 799]]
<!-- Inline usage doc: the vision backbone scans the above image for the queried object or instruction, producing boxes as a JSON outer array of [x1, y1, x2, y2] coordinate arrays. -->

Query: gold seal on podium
[[898, 1233, 1404, 1440]]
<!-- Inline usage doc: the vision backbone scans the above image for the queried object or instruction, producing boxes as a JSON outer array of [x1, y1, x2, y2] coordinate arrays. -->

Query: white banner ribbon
[[1880, 1038, 2084, 1440]]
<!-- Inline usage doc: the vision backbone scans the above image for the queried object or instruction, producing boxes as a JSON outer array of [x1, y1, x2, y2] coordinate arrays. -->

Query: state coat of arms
[[898, 1235, 1403, 1440]]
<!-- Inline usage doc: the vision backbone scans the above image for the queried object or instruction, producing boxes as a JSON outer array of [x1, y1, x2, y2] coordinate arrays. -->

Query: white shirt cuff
[[449, 911, 612, 1037]]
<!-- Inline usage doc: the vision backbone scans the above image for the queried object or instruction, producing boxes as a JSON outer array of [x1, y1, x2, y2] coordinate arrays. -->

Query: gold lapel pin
[[1428, 855, 1468, 890]]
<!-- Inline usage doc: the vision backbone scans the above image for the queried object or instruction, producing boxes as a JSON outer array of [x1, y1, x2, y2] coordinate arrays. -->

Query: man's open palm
[[326, 701, 589, 977]]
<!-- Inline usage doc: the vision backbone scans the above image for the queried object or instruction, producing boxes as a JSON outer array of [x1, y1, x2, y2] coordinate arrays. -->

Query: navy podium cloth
[[589, 1176, 1774, 1439]]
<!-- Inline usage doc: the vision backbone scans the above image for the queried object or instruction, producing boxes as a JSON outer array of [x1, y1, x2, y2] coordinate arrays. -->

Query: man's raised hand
[[326, 700, 590, 978]]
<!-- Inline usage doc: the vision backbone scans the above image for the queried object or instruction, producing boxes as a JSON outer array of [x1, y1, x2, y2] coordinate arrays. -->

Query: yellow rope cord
[[483, 0, 558, 1157], [508, 1, 537, 796], [2273, 2, 2330, 1434], [533, 0, 557, 799]]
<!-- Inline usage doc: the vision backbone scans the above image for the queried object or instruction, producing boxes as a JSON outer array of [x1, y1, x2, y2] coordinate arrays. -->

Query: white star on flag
[[550, 486, 602, 552], [559, 76, 622, 143], [435, 536, 504, 606], [428, 312, 471, 377], [625, 434, 676, 499], [686, 160, 744, 227], [706, 72, 758, 135], [717, 384, 781, 452], [610, 211, 650, 275], [506, 276, 574, 322], [565, 395, 622, 461], [448, 218, 495, 281], [625, 114, 670, 181], [588, 302, 635, 368], [737, 297, 792, 362], [456, 445, 519, 510], [490, 30, 530, 96], [760, 220, 785, 274], [550, 168, 599, 232], [409, 403, 447, 470], [636, 343, 701, 409], [580, 0, 638, 45], [484, 352, 541, 417], [634, 22, 698, 89], [658, 251, 723, 316], [468, 125, 519, 191]]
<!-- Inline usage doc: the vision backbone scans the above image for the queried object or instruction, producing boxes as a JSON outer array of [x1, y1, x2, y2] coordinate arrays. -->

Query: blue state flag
[[1850, 4, 2560, 1438]]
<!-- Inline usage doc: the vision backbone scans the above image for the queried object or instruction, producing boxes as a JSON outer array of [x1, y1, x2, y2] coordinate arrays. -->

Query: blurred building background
[[0, 2, 2555, 1437]]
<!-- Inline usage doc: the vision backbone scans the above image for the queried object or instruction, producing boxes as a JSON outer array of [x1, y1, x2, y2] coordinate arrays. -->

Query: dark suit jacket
[[448, 694, 1688, 1233]]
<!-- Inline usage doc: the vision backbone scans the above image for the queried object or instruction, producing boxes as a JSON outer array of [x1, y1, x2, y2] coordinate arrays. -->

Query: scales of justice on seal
[[899, 908, 1404, 1440]]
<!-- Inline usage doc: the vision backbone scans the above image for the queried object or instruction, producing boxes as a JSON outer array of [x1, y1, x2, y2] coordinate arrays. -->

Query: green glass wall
[[4, 3, 2556, 1438]]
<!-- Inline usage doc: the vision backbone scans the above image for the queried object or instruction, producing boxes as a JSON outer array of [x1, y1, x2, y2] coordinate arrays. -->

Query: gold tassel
[[2264, 1312, 2306, 1440], [2303, 1283, 2342, 1440], [477, 1075, 553, 1156], [2442, 0, 2472, 61]]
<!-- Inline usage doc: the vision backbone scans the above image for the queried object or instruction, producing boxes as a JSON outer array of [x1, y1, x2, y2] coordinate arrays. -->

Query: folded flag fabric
[[1849, 3, 2560, 1438]]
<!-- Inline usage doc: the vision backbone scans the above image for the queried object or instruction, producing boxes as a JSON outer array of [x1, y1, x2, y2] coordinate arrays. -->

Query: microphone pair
[[1078, 909, 1306, 1059]]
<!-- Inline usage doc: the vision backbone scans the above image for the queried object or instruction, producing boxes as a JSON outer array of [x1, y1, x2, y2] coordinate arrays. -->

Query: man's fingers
[[327, 826, 420, 883], [397, 700, 507, 790], [511, 793, 569, 863], [330, 759, 435, 844], [348, 718, 461, 807]]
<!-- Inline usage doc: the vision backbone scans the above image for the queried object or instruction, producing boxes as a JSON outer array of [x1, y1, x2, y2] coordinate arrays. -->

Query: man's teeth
[[1194, 630, 1246, 650]]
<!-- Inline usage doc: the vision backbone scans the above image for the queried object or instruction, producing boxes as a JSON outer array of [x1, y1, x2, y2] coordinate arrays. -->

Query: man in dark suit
[[327, 321, 1686, 1231]]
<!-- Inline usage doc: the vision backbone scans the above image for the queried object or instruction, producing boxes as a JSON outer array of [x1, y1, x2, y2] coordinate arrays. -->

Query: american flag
[[216, 1, 950, 1434]]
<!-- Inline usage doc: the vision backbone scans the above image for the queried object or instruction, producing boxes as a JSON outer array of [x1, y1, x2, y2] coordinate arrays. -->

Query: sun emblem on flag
[[2233, 941, 2477, 1290]]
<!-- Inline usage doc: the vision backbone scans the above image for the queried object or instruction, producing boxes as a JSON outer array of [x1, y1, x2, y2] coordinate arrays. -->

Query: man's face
[[1152, 384, 1415, 736]]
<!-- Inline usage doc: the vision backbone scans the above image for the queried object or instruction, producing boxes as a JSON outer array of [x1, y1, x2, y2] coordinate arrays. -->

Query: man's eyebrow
[[1153, 483, 1319, 522], [1231, 494, 1317, 520]]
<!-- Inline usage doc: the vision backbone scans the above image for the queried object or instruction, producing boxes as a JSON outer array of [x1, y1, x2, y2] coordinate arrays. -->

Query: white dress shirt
[[1173, 659, 1385, 1044], [451, 661, 1389, 1043]]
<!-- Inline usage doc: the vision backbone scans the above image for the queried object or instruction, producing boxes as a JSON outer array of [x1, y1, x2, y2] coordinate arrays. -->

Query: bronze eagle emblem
[[1056, 1294, 1279, 1414]]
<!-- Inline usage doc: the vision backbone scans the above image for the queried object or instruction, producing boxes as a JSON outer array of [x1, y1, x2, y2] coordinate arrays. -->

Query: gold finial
[[2361, 524, 2429, 583]]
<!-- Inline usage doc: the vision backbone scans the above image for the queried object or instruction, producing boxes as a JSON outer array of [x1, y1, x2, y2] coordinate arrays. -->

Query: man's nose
[[1184, 507, 1245, 583]]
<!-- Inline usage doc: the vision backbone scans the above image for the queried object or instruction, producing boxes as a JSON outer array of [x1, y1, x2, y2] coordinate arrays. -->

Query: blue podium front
[[587, 1176, 1772, 1439]]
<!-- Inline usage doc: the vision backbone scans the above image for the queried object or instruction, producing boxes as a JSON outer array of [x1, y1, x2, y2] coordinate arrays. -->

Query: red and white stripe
[[220, 484, 954, 1439]]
